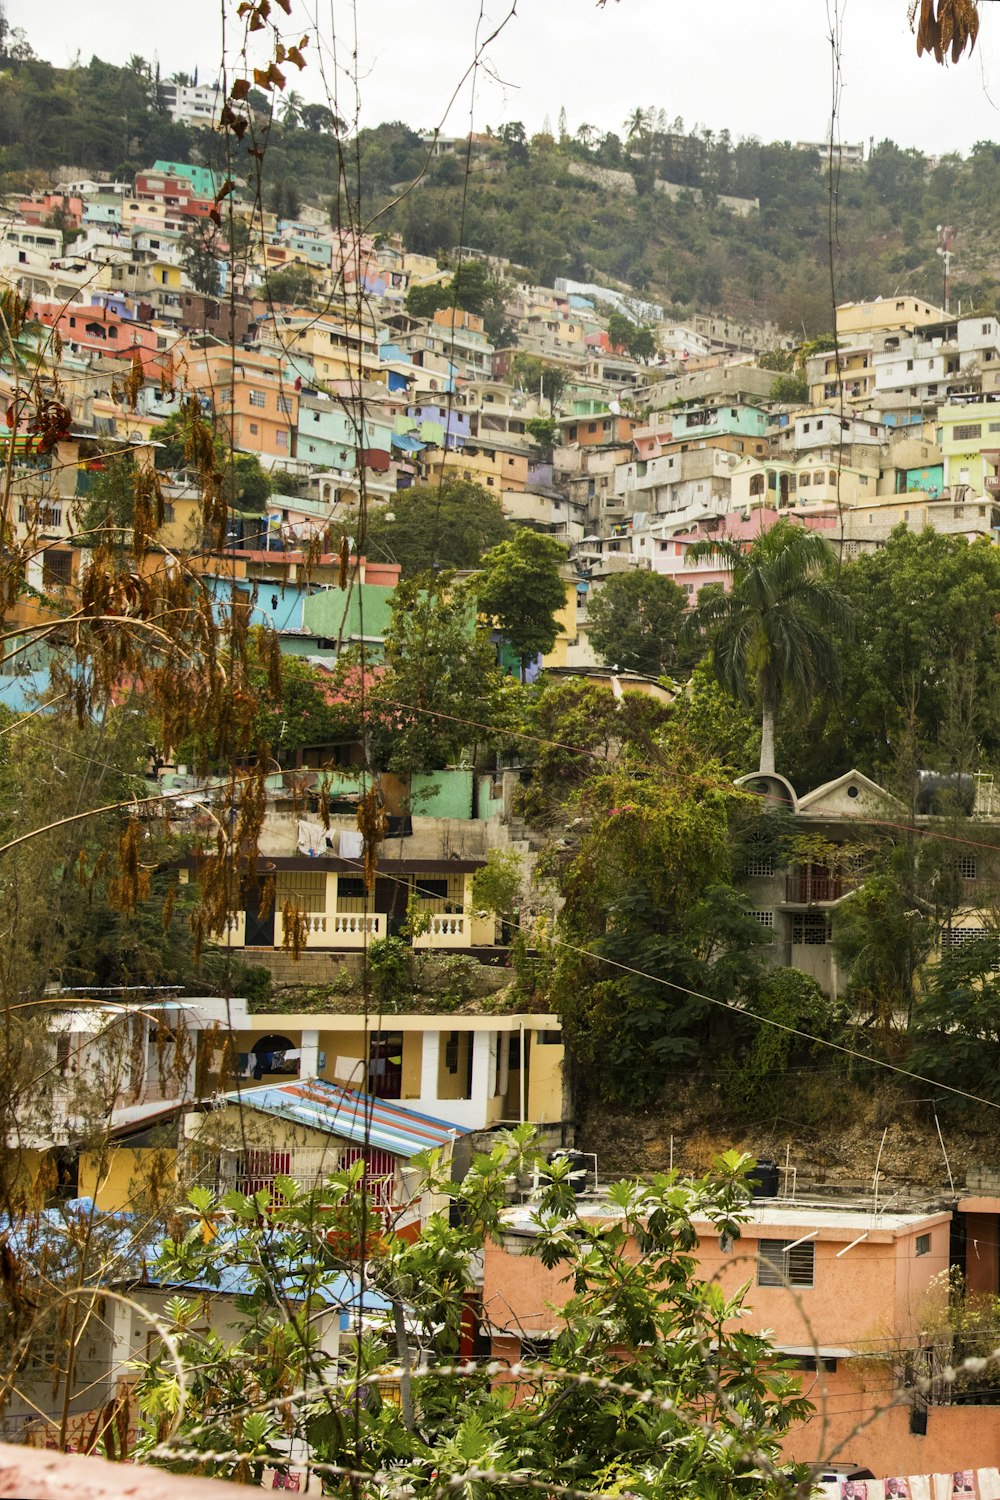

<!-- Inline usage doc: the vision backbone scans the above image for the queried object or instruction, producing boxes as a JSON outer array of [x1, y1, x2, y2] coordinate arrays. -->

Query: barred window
[[249, 390, 267, 408], [792, 914, 831, 945], [746, 856, 775, 877], [952, 423, 982, 440], [955, 854, 977, 880], [275, 870, 326, 913], [748, 910, 774, 929], [758, 1239, 814, 1288]]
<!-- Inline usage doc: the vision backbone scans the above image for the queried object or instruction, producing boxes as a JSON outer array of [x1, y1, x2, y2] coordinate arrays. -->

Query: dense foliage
[[133, 1136, 812, 1494]]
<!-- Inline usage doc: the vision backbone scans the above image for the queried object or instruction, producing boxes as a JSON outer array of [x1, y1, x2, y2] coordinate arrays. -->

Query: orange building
[[557, 411, 639, 447], [483, 1191, 1000, 1476], [177, 344, 299, 463]]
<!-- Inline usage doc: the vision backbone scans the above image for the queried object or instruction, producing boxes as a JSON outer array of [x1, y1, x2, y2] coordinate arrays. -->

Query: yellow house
[[835, 297, 948, 341], [421, 442, 530, 494], [259, 312, 386, 387], [201, 1010, 567, 1137]]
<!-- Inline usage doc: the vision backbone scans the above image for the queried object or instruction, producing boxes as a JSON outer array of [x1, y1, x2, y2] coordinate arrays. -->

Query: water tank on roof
[[749, 1158, 779, 1198], [916, 770, 975, 816]]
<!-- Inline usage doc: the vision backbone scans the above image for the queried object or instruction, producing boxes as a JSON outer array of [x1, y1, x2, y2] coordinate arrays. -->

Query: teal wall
[[303, 582, 395, 645], [412, 769, 474, 818]]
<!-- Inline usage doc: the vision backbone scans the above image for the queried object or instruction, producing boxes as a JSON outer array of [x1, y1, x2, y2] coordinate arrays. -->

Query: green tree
[[266, 263, 314, 305], [510, 353, 567, 408], [515, 675, 673, 823], [247, 633, 342, 757], [181, 223, 221, 296], [499, 119, 528, 165], [525, 416, 557, 454], [910, 933, 1000, 1108], [476, 530, 567, 680], [587, 570, 688, 677], [687, 520, 852, 775], [607, 310, 633, 352], [351, 480, 511, 576], [550, 761, 772, 1101], [404, 280, 451, 320], [362, 573, 508, 775], [770, 372, 808, 402], [132, 1137, 812, 1489], [830, 529, 1000, 776]]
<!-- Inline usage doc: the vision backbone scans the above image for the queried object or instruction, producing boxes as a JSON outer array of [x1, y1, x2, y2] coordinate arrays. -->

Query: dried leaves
[[913, 0, 979, 62], [357, 787, 387, 894]]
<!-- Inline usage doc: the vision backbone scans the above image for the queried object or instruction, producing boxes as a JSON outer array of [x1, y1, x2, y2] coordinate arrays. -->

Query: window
[[799, 473, 810, 488], [953, 423, 982, 440], [746, 854, 775, 877], [792, 914, 831, 945], [277, 395, 293, 415], [916, 1233, 931, 1256], [249, 390, 267, 408], [248, 422, 258, 435], [749, 910, 775, 930], [42, 550, 72, 587], [956, 854, 977, 880], [275, 430, 288, 447], [758, 1239, 814, 1288]]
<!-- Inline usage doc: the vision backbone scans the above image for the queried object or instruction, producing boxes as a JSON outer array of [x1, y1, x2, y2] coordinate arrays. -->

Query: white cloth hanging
[[978, 1472, 1000, 1500]]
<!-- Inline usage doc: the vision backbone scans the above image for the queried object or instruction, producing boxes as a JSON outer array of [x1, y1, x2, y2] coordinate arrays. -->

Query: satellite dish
[[608, 400, 621, 416]]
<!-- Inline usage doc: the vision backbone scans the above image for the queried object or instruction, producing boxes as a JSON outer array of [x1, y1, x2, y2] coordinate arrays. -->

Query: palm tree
[[687, 519, 852, 774], [280, 91, 304, 128], [623, 107, 648, 144]]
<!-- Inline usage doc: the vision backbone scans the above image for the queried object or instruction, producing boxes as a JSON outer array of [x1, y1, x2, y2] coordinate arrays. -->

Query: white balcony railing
[[330, 912, 383, 946], [413, 914, 468, 949], [277, 911, 327, 947], [210, 911, 246, 947]]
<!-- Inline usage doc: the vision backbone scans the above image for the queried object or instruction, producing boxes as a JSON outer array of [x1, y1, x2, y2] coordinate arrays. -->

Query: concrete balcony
[[413, 913, 469, 949], [328, 911, 383, 945], [214, 912, 246, 946]]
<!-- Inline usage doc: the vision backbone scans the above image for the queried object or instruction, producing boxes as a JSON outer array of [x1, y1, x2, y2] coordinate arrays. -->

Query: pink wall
[[483, 1213, 959, 1474], [783, 1380, 1000, 1476]]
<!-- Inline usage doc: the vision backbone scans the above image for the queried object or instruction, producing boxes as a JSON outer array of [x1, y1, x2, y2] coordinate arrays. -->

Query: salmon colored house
[[484, 1193, 1000, 1476], [34, 300, 177, 382], [177, 343, 299, 463]]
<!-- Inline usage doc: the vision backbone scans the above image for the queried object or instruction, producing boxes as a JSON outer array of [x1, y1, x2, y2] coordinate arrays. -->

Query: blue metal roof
[[222, 1079, 469, 1158]]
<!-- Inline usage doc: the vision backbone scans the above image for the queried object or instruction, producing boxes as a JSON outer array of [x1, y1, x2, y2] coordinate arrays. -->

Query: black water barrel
[[749, 1158, 779, 1197], [549, 1149, 589, 1195]]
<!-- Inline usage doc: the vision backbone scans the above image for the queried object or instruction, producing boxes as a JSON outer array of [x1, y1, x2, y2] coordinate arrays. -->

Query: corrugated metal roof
[[223, 1078, 468, 1158]]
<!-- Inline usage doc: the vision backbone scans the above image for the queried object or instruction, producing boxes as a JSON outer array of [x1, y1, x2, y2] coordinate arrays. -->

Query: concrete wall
[[78, 1147, 178, 1211]]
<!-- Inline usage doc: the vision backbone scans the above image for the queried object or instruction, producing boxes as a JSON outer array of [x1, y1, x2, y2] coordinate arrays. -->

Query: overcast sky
[[8, 0, 1000, 157]]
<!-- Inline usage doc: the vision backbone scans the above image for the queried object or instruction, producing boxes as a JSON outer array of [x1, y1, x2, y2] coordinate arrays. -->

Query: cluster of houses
[[8, 151, 1000, 1477]]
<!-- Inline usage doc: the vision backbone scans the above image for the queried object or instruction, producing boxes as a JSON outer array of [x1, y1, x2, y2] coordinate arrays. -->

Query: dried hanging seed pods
[[913, 0, 980, 63]]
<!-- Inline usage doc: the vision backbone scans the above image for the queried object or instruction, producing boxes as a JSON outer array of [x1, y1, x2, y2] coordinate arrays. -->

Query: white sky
[[7, 0, 1000, 157]]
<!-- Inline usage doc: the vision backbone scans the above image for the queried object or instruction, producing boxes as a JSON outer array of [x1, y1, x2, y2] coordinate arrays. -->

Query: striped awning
[[222, 1078, 468, 1157]]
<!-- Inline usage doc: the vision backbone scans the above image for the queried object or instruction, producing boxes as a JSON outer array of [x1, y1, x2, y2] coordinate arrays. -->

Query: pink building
[[483, 1193, 1000, 1475]]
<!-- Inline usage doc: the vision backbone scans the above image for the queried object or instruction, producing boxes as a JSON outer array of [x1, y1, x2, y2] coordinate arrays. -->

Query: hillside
[[6, 40, 1000, 332]]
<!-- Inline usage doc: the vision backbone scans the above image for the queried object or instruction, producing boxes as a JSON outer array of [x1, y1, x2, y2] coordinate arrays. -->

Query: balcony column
[[300, 1028, 320, 1079], [497, 1028, 510, 1103], [419, 1029, 439, 1106], [469, 1030, 492, 1124]]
